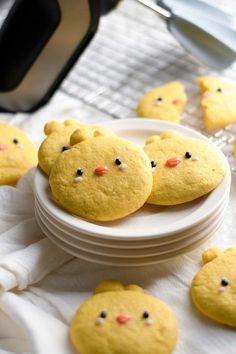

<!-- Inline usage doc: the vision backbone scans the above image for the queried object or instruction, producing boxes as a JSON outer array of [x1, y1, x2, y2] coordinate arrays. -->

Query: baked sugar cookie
[[136, 81, 187, 123], [70, 280, 178, 354], [38, 120, 82, 175], [198, 76, 236, 130], [0, 122, 37, 186], [144, 131, 226, 205], [191, 248, 236, 327], [49, 136, 152, 221], [38, 120, 113, 175]]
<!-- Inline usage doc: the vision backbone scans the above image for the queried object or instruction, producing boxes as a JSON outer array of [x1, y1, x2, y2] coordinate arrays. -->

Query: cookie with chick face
[[70, 280, 178, 354], [198, 76, 236, 131], [0, 123, 37, 186], [38, 120, 113, 176], [144, 131, 226, 205], [49, 136, 153, 221], [191, 248, 236, 327], [136, 81, 186, 123]]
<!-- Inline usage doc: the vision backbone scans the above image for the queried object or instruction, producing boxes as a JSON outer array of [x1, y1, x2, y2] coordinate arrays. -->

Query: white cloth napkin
[[0, 169, 73, 293], [0, 92, 236, 354]]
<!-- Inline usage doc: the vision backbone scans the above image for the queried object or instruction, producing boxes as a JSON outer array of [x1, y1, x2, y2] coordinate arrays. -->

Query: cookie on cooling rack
[[136, 81, 187, 123], [0, 122, 37, 186], [49, 135, 152, 221], [198, 76, 236, 131], [70, 280, 178, 354], [38, 120, 113, 175], [144, 130, 227, 205], [191, 248, 236, 327]]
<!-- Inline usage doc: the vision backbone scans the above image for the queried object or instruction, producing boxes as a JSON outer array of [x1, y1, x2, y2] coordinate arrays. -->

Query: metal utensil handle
[[136, 0, 171, 20]]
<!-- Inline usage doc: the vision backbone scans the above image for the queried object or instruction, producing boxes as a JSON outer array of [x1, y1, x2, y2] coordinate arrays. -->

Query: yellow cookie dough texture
[[198, 76, 236, 130], [38, 119, 113, 175], [136, 81, 187, 123], [144, 131, 226, 205], [0, 122, 37, 186], [191, 248, 236, 327], [49, 136, 153, 221], [70, 280, 178, 354]]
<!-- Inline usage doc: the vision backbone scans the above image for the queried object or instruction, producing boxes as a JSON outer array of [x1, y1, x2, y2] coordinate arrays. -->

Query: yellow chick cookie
[[38, 120, 113, 175], [191, 248, 236, 327], [144, 131, 226, 205], [49, 135, 153, 221], [0, 122, 37, 186], [70, 280, 178, 354], [198, 76, 236, 130], [136, 81, 187, 123]]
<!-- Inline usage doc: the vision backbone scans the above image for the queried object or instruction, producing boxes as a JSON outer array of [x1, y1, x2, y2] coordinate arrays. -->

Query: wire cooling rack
[[3, 1, 236, 168], [60, 0, 236, 170]]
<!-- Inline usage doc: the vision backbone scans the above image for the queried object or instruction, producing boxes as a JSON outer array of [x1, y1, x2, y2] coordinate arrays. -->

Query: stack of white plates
[[34, 119, 231, 266]]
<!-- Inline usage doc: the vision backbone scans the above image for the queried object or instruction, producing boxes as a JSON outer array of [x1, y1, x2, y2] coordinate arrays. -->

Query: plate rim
[[35, 204, 226, 258], [35, 213, 222, 267], [35, 194, 228, 248]]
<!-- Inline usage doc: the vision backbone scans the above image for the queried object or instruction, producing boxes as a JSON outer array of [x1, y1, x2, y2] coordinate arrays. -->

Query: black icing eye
[[143, 311, 149, 319], [185, 152, 192, 159], [156, 97, 163, 102], [13, 138, 19, 144], [62, 146, 69, 152], [151, 160, 157, 168], [115, 157, 122, 166], [217, 88, 222, 92], [221, 278, 229, 287], [100, 310, 107, 318], [76, 168, 84, 176]]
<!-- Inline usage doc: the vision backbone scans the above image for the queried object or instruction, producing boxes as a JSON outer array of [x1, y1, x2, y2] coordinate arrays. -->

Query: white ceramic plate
[[35, 204, 226, 258], [34, 119, 231, 240], [35, 194, 228, 249], [35, 211, 222, 267]]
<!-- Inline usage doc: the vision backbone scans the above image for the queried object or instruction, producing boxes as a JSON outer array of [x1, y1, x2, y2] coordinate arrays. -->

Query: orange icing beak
[[116, 314, 132, 324], [94, 166, 109, 176], [165, 157, 182, 167]]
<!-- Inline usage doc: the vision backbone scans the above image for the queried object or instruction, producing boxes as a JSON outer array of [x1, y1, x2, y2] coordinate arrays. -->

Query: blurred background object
[[0, 0, 235, 112], [0, 0, 235, 167]]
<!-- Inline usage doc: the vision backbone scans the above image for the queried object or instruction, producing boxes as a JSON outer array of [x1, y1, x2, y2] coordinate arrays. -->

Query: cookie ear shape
[[44, 121, 64, 136], [145, 131, 183, 145], [125, 284, 144, 293], [159, 131, 184, 140], [94, 280, 144, 294], [44, 120, 81, 136], [93, 127, 112, 138], [70, 126, 114, 145], [202, 248, 222, 265], [94, 280, 125, 294], [64, 119, 81, 127], [70, 128, 93, 145], [145, 135, 161, 145]]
